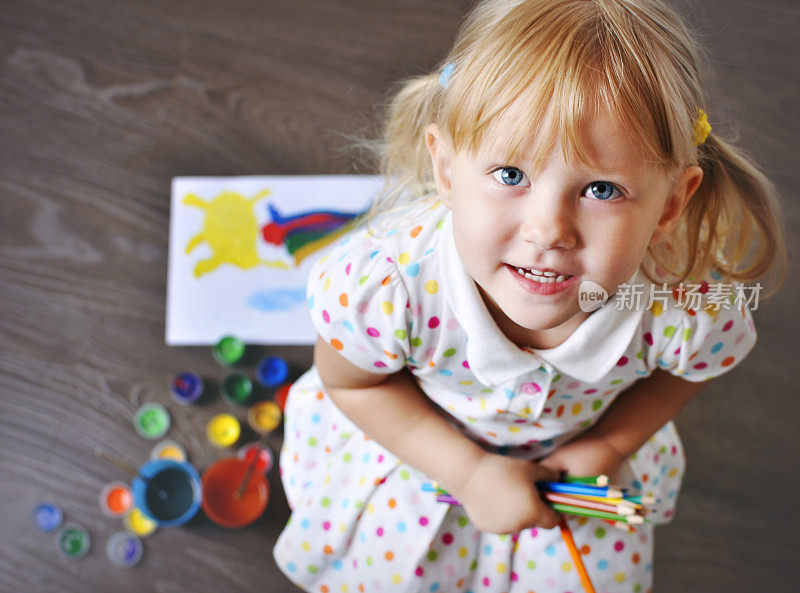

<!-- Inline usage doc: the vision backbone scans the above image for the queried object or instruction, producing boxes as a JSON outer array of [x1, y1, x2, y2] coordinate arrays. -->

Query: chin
[[505, 307, 573, 332]]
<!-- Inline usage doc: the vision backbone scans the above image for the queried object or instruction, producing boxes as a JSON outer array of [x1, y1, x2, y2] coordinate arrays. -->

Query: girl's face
[[426, 110, 702, 350]]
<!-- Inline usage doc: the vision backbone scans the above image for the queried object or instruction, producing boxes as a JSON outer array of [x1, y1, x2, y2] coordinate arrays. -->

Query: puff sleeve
[[644, 286, 758, 382], [306, 231, 412, 374]]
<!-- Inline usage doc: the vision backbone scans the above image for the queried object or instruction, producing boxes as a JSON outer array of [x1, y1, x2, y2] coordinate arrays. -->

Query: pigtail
[[360, 73, 442, 232], [646, 131, 787, 299]]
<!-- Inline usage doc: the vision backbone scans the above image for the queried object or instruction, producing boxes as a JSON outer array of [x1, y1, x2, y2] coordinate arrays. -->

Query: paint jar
[[213, 336, 245, 366], [255, 355, 289, 388], [238, 442, 274, 474], [170, 372, 203, 405], [221, 373, 253, 406], [247, 400, 282, 433], [32, 503, 63, 533], [134, 403, 171, 440], [132, 459, 202, 528], [99, 481, 134, 517], [207, 413, 241, 448], [123, 507, 157, 538], [150, 439, 187, 462], [105, 531, 143, 568], [201, 457, 269, 528], [56, 523, 91, 560], [274, 383, 292, 412]]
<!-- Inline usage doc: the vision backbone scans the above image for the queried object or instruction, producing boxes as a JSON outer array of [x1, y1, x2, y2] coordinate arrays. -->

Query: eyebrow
[[482, 152, 644, 180]]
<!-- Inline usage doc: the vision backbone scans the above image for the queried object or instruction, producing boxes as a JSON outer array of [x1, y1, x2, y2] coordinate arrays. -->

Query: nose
[[518, 193, 577, 250]]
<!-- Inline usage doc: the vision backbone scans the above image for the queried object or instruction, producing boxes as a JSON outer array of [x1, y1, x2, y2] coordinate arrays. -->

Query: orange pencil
[[559, 516, 596, 593]]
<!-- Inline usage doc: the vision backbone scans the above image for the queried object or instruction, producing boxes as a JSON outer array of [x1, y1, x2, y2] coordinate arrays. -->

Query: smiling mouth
[[512, 266, 574, 284]]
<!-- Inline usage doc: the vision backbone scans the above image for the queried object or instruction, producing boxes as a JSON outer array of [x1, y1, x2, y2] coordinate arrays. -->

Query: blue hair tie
[[439, 62, 455, 89]]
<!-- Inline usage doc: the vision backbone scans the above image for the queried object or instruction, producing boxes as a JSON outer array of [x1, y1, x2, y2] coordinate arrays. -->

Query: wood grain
[[0, 1, 797, 592]]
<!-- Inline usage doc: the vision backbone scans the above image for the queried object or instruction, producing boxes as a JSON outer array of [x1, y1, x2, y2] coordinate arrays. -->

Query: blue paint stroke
[[267, 203, 367, 224], [248, 287, 307, 312]]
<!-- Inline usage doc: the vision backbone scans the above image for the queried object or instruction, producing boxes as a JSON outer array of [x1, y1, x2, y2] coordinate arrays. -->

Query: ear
[[424, 123, 454, 208], [649, 165, 703, 246]]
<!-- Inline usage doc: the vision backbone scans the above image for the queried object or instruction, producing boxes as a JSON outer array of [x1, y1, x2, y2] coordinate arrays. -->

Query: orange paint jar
[[99, 481, 133, 517], [201, 457, 269, 528]]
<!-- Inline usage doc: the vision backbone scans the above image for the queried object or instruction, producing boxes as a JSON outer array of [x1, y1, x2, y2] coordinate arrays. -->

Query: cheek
[[452, 194, 512, 245], [453, 214, 495, 260], [583, 219, 651, 280]]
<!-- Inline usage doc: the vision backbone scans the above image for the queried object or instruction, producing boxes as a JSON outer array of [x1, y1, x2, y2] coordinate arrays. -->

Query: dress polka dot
[[520, 382, 541, 394]]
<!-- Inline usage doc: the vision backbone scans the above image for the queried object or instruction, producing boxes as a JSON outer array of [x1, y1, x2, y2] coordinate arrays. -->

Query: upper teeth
[[516, 267, 569, 283]]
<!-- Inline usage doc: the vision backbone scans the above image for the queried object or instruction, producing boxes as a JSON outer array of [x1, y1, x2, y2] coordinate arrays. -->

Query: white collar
[[438, 211, 646, 386]]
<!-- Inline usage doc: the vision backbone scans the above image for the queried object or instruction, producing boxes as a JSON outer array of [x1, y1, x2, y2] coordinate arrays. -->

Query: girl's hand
[[538, 435, 628, 483], [453, 453, 561, 534]]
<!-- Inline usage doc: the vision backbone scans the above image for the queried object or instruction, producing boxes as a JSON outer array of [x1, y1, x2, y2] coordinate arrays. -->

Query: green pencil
[[550, 503, 645, 524], [562, 474, 609, 487]]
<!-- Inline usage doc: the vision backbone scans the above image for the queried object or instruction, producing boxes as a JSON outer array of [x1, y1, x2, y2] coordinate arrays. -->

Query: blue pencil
[[422, 481, 444, 493], [537, 482, 625, 499]]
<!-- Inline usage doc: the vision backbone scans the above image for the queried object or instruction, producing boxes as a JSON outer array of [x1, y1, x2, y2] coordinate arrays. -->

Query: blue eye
[[491, 167, 528, 187], [584, 181, 622, 201]]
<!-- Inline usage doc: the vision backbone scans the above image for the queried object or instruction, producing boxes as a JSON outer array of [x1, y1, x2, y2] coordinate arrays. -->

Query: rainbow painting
[[261, 203, 368, 266]]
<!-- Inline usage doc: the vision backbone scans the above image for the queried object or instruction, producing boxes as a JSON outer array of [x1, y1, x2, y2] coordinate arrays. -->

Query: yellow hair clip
[[693, 108, 712, 145]]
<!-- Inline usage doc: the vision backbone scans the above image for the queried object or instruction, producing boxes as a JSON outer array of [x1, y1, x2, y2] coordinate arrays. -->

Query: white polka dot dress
[[274, 200, 758, 593]]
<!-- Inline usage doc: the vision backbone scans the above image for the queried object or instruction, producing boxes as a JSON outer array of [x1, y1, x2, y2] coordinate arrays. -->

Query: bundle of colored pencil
[[422, 475, 655, 532]]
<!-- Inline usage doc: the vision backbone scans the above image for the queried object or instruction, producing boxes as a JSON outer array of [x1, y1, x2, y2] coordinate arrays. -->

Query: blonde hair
[[363, 0, 786, 298]]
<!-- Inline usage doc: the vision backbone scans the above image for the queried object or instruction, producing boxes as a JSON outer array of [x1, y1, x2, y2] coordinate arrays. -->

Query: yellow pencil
[[566, 493, 643, 509]]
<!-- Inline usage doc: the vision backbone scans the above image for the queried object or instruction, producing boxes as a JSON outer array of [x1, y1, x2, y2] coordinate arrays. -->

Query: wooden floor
[[1, 1, 798, 591]]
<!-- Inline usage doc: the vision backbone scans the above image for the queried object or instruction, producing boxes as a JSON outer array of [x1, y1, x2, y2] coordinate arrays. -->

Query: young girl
[[274, 1, 786, 591]]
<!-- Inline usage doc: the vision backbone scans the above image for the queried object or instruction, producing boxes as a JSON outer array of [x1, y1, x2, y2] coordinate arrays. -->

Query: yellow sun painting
[[183, 189, 289, 278]]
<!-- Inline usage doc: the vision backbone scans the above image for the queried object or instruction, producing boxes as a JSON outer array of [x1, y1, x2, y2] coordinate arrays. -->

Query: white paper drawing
[[166, 175, 382, 345]]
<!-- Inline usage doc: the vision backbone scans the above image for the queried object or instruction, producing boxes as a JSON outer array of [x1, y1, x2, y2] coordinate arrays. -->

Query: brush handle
[[235, 433, 270, 499]]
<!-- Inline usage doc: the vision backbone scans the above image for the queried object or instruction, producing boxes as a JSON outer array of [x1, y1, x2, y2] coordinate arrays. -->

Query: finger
[[539, 505, 561, 530], [533, 462, 562, 483]]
